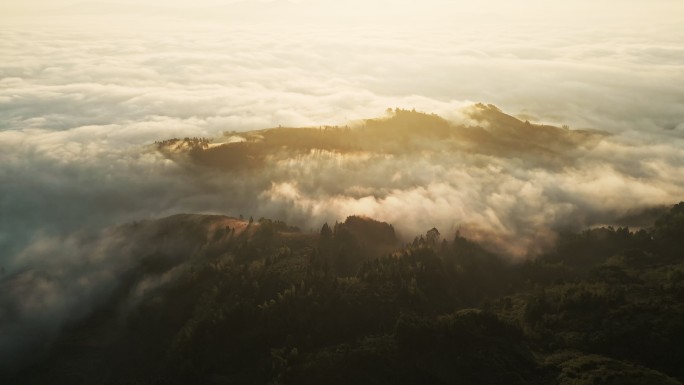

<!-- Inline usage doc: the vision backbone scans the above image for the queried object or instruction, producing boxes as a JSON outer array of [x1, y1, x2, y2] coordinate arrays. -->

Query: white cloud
[[0, 11, 682, 256], [1, 6, 684, 370]]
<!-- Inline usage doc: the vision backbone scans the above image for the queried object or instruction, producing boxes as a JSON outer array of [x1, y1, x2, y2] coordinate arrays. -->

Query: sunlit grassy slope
[[156, 104, 604, 172]]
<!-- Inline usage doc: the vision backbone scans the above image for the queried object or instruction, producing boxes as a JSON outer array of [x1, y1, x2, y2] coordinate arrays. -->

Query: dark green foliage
[[654, 202, 684, 258], [7, 203, 684, 385], [545, 352, 681, 385], [317, 216, 399, 277], [393, 310, 537, 385]]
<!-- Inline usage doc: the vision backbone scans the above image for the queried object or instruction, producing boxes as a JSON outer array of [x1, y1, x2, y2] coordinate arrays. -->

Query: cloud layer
[[1, 5, 684, 370], [2, 8, 683, 261]]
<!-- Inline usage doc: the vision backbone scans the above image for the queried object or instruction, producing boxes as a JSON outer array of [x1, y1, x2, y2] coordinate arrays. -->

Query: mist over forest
[[3, 107, 684, 384], [2, 1, 684, 384]]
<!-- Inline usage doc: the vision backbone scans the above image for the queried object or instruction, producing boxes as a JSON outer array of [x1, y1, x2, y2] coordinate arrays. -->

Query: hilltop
[[156, 104, 604, 172]]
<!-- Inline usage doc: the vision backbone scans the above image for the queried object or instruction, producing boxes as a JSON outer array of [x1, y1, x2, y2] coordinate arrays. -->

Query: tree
[[320, 223, 333, 239], [426, 228, 441, 248]]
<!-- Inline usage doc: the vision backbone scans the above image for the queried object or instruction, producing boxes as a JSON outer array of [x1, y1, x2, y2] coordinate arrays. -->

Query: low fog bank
[[0, 214, 250, 372], [153, 105, 683, 257], [3, 106, 682, 273]]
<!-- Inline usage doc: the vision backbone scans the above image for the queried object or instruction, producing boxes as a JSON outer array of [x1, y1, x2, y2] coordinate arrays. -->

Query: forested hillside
[[6, 203, 684, 384]]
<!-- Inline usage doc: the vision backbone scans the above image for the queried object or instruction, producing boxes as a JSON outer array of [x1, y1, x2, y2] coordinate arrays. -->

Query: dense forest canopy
[[3, 202, 684, 384]]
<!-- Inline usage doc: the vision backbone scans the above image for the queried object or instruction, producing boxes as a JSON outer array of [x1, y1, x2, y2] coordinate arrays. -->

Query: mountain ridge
[[155, 104, 605, 172]]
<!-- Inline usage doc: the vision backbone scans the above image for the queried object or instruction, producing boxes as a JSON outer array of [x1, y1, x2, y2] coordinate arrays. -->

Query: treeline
[[155, 137, 211, 150]]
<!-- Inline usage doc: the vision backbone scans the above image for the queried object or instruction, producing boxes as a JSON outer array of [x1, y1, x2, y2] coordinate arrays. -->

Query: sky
[[1, 0, 684, 370]]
